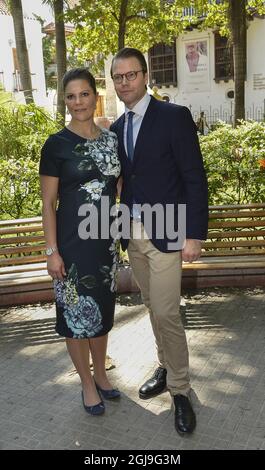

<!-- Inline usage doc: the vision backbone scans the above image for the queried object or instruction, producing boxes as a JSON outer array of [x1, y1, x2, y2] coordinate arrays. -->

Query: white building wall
[[174, 29, 234, 122], [0, 13, 47, 107], [156, 18, 265, 123], [0, 15, 15, 93], [24, 18, 47, 107], [105, 17, 265, 122], [158, 29, 235, 122], [245, 17, 265, 121]]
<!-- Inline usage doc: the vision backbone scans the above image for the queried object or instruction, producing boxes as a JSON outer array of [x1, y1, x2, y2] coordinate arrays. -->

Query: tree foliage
[[0, 104, 60, 219], [66, 0, 265, 61], [0, 88, 13, 106], [66, 0, 196, 67], [0, 102, 263, 220]]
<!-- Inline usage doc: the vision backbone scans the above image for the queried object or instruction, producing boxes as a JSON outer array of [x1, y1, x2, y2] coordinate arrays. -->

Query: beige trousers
[[127, 221, 190, 396]]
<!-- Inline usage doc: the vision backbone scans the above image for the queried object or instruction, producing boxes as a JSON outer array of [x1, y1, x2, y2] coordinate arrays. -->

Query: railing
[[12, 71, 37, 93], [188, 100, 265, 128], [181, 0, 265, 19], [13, 71, 22, 91], [182, 7, 196, 16], [182, 1, 223, 18]]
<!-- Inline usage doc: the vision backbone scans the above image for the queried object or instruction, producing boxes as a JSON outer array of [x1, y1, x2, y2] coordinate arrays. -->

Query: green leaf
[[68, 263, 78, 283], [100, 266, 111, 274], [79, 275, 97, 289]]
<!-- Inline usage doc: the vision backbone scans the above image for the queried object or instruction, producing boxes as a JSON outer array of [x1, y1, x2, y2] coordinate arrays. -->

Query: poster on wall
[[183, 38, 210, 92]]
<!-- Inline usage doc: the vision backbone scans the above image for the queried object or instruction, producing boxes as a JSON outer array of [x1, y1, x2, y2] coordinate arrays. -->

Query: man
[[196, 111, 210, 135], [110, 48, 208, 435]]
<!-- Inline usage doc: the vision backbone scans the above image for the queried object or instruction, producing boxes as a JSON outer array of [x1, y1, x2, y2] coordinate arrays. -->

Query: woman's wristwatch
[[46, 246, 58, 256]]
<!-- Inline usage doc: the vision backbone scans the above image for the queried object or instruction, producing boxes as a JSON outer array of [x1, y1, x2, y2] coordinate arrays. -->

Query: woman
[[39, 68, 121, 416]]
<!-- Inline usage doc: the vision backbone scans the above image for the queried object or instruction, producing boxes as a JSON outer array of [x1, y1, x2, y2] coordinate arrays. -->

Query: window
[[214, 33, 234, 82], [148, 43, 177, 87]]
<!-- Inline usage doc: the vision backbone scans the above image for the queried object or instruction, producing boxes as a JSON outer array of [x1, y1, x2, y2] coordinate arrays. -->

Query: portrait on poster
[[184, 39, 210, 92]]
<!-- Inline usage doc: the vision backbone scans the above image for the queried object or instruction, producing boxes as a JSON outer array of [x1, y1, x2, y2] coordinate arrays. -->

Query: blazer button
[[131, 174, 136, 179]]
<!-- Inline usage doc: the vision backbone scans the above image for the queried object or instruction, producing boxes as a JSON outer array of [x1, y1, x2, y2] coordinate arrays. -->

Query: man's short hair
[[110, 47, 148, 78]]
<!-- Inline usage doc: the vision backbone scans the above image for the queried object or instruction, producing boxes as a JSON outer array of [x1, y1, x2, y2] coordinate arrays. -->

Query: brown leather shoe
[[139, 367, 167, 399], [173, 394, 196, 435]]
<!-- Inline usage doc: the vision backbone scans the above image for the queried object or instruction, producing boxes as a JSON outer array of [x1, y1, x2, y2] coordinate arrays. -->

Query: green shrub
[[0, 110, 264, 220], [0, 103, 60, 219], [0, 88, 13, 106], [200, 120, 265, 205]]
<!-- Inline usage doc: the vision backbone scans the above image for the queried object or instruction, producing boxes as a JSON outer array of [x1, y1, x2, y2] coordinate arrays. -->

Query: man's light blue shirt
[[123, 93, 151, 220], [123, 92, 151, 153]]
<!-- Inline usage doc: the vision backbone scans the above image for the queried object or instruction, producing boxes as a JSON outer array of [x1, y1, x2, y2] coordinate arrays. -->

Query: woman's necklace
[[67, 123, 101, 140], [87, 124, 101, 140]]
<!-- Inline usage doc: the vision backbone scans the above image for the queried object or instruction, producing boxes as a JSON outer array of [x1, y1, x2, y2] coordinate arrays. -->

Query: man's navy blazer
[[110, 96, 208, 252]]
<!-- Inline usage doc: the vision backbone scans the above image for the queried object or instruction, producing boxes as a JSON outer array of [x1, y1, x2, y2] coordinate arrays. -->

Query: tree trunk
[[228, 0, 246, 126], [118, 0, 129, 50], [54, 0, 67, 123], [9, 0, 34, 104]]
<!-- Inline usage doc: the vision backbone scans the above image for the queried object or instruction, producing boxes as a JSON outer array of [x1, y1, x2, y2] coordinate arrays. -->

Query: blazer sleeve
[[170, 106, 208, 240]]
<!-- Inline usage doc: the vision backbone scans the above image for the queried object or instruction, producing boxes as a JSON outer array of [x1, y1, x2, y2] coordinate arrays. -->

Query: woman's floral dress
[[39, 127, 121, 338]]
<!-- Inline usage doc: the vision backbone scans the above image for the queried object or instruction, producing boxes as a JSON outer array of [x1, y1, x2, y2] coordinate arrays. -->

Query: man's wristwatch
[[46, 246, 58, 256]]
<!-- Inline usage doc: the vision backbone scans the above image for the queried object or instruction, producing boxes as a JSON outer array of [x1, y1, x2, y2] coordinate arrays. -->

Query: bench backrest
[[202, 203, 265, 257], [0, 204, 265, 269], [0, 216, 46, 268]]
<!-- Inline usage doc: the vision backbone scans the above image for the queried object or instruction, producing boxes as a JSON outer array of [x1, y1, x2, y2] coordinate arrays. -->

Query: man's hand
[[181, 239, 202, 263]]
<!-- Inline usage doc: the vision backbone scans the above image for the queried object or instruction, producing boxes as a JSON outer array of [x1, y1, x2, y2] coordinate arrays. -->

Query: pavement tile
[[1, 287, 265, 450]]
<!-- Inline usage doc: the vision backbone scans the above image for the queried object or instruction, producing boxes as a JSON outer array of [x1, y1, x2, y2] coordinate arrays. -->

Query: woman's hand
[[47, 252, 66, 281]]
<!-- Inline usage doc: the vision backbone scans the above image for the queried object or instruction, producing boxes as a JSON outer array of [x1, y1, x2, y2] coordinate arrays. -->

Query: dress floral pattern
[[39, 127, 121, 338]]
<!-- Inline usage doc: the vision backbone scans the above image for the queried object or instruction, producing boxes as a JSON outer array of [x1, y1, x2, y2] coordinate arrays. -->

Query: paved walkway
[[0, 287, 265, 450]]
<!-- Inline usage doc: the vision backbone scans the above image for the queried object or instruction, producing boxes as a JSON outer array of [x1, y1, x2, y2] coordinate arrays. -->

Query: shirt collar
[[125, 93, 151, 118]]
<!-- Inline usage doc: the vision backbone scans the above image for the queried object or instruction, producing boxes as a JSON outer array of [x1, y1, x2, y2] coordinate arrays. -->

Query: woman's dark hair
[[62, 68, 97, 94], [110, 47, 148, 78]]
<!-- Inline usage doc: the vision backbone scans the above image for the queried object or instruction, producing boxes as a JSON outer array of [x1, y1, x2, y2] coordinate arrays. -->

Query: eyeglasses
[[112, 70, 144, 84]]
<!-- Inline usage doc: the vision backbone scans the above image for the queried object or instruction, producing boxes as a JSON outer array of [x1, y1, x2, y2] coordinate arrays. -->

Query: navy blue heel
[[95, 383, 121, 400], [81, 391, 105, 415]]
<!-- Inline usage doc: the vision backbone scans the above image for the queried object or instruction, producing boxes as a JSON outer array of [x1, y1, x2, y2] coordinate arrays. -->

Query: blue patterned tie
[[126, 111, 135, 161]]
